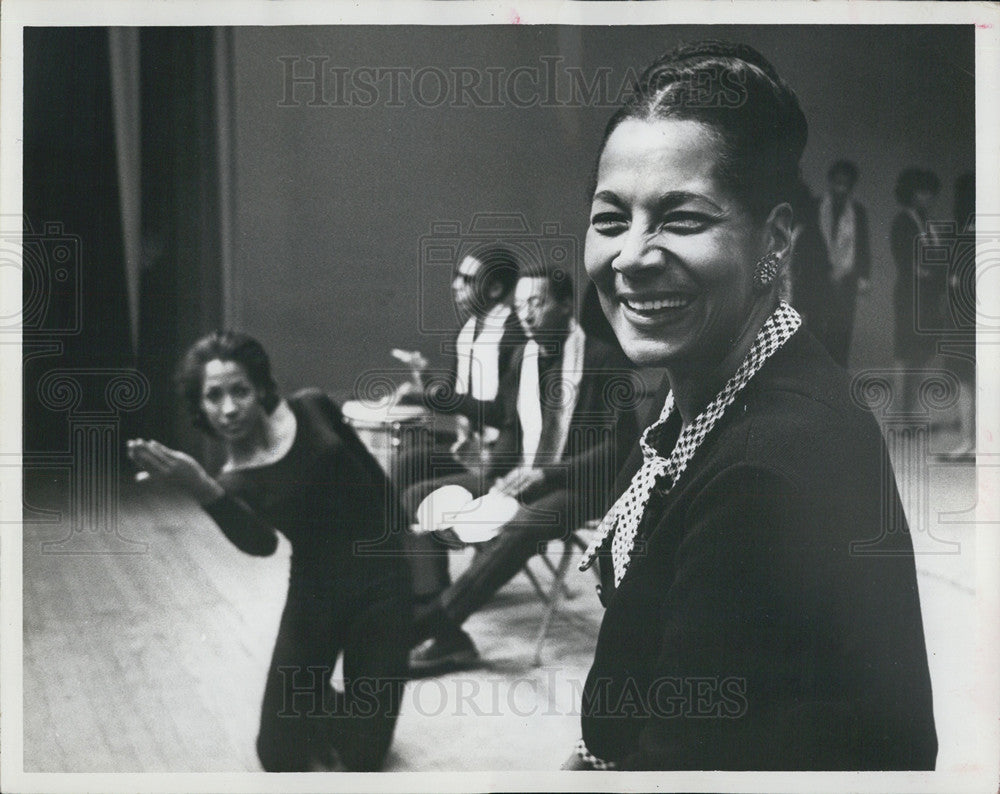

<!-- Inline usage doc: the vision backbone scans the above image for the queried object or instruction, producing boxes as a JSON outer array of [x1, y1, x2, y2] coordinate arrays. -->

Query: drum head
[[450, 492, 520, 544], [413, 485, 474, 535], [342, 399, 429, 427]]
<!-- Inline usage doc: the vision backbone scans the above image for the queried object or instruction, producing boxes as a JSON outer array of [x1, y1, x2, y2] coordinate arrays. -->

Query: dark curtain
[[138, 28, 225, 453], [23, 28, 132, 455], [23, 27, 227, 468]]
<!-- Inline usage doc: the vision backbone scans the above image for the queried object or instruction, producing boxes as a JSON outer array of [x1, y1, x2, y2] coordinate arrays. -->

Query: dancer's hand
[[127, 438, 224, 504]]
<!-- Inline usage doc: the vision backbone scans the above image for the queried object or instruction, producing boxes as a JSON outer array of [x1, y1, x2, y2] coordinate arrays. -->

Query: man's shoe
[[409, 630, 480, 677]]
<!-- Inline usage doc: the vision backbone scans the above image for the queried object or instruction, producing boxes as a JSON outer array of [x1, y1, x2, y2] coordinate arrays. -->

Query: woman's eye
[[661, 213, 712, 233], [203, 389, 222, 403], [590, 212, 628, 234], [232, 386, 251, 399]]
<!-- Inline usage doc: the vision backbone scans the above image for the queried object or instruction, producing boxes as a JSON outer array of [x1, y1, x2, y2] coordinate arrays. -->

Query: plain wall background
[[230, 25, 975, 396]]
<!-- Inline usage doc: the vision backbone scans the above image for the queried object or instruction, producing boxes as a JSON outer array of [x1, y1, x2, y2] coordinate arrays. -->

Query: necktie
[[579, 301, 802, 587], [533, 348, 567, 466]]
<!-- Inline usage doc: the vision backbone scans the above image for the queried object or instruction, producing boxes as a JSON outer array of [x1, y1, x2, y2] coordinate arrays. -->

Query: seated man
[[393, 244, 525, 486], [403, 265, 639, 675]]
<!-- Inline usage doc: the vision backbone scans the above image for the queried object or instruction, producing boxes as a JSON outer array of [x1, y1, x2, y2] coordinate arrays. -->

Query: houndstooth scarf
[[579, 301, 802, 587]]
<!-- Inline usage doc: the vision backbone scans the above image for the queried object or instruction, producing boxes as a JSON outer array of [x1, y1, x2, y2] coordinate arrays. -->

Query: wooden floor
[[19, 439, 982, 773]]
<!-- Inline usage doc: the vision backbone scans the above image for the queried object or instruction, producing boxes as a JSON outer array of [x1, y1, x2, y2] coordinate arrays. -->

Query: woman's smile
[[617, 290, 698, 325]]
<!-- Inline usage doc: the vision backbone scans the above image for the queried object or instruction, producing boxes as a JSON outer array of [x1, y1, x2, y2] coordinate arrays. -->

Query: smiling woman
[[586, 117, 788, 388], [570, 41, 937, 771]]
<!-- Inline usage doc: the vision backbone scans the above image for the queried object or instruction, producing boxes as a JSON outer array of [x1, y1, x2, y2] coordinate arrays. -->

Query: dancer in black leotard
[[128, 331, 411, 772]]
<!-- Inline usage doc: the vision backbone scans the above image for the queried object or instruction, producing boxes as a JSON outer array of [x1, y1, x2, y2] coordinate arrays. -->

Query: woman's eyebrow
[[654, 191, 723, 212], [592, 189, 723, 212]]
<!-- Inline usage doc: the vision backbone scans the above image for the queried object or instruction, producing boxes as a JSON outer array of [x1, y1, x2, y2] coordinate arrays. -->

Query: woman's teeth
[[625, 296, 692, 311]]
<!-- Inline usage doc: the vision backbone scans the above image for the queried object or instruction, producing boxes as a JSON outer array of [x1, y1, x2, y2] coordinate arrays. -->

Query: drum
[[341, 399, 433, 476]]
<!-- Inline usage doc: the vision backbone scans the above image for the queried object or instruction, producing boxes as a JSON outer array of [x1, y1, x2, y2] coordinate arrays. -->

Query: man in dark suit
[[404, 265, 639, 674], [816, 159, 872, 367], [393, 245, 526, 490], [428, 245, 526, 429]]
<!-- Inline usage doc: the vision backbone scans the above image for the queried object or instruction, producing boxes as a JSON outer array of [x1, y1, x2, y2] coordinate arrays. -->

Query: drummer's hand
[[390, 348, 428, 371], [493, 466, 545, 498], [126, 438, 224, 504], [393, 381, 422, 403]]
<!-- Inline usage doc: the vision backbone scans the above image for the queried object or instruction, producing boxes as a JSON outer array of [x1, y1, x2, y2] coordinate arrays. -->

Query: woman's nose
[[613, 226, 663, 275], [221, 395, 238, 416]]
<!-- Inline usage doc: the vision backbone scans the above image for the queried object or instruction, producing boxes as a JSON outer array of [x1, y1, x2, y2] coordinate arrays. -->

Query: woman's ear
[[764, 202, 795, 261]]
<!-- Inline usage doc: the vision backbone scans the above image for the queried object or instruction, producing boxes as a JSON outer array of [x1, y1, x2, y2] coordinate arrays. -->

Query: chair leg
[[532, 540, 575, 667], [521, 563, 549, 602], [536, 547, 576, 600]]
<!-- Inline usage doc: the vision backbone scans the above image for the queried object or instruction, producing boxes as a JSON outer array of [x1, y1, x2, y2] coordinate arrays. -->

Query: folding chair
[[523, 519, 602, 666]]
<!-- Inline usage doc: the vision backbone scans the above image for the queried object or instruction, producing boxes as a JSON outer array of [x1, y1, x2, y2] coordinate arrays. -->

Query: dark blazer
[[486, 333, 640, 506], [582, 328, 937, 770], [891, 210, 947, 362], [424, 309, 526, 428], [890, 209, 921, 283]]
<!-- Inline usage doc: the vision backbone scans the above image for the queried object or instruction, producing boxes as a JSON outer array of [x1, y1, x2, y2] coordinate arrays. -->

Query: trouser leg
[[256, 583, 344, 772], [335, 589, 411, 771], [436, 488, 571, 629], [826, 281, 858, 368]]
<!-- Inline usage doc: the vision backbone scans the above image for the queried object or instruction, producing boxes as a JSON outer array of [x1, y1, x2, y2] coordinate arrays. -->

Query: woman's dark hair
[[595, 40, 808, 221], [827, 159, 860, 186], [175, 330, 280, 436], [894, 168, 941, 207]]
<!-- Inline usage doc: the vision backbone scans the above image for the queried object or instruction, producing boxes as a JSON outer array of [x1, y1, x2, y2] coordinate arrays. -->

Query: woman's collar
[[223, 398, 298, 473]]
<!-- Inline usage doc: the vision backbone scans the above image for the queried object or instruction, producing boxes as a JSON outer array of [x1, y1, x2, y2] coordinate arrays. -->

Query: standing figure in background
[[891, 168, 944, 413], [128, 331, 412, 772], [395, 245, 525, 484], [817, 159, 871, 368]]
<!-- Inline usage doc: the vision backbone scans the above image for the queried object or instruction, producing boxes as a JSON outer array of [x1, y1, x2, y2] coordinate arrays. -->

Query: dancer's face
[[200, 359, 267, 442]]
